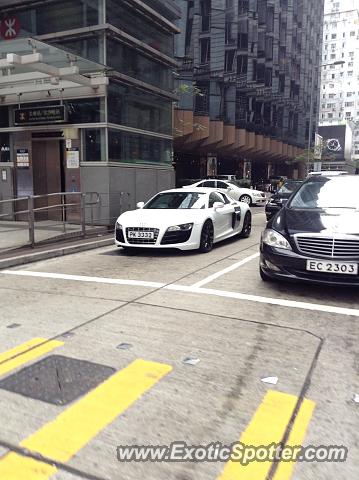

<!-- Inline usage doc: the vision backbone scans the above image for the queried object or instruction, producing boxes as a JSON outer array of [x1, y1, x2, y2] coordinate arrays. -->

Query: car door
[[209, 192, 234, 239]]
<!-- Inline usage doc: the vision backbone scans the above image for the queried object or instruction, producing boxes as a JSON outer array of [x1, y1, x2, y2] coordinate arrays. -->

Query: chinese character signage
[[14, 106, 67, 126]]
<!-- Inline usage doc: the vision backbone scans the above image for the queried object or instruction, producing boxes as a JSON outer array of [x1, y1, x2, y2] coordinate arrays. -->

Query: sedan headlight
[[167, 223, 193, 232], [115, 221, 122, 230], [262, 229, 292, 250]]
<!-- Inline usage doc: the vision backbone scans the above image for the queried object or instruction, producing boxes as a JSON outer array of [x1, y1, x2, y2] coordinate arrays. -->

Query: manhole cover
[[0, 355, 115, 405]]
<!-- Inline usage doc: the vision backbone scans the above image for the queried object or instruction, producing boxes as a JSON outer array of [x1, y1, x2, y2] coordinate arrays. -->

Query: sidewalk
[[0, 230, 114, 269]]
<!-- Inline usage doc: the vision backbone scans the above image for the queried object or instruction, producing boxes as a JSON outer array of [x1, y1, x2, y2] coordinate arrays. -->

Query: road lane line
[[166, 284, 359, 317], [217, 390, 311, 480], [272, 398, 315, 480], [0, 338, 64, 377], [3, 270, 359, 317], [1, 270, 165, 289], [191, 252, 260, 288], [0, 359, 172, 480]]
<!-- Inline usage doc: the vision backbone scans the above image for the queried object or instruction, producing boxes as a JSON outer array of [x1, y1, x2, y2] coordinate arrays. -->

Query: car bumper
[[260, 243, 359, 286], [252, 197, 266, 205], [114, 225, 202, 251]]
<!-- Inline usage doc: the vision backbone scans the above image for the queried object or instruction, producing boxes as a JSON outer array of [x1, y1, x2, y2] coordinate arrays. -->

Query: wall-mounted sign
[[66, 148, 80, 169], [16, 149, 29, 169], [1, 169, 7, 181], [0, 16, 20, 40], [14, 106, 67, 126]]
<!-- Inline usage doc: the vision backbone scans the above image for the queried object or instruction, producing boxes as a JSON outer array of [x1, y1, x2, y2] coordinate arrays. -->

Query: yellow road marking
[[0, 338, 64, 377], [0, 359, 172, 480], [217, 390, 314, 480], [273, 398, 315, 480]]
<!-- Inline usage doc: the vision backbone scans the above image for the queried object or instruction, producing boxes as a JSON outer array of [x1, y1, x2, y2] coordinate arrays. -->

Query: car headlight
[[167, 223, 193, 232], [262, 229, 292, 250], [115, 221, 122, 230]]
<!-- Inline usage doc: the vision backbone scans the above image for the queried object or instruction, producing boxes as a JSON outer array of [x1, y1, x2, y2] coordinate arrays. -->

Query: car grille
[[295, 235, 359, 259], [125, 227, 159, 245]]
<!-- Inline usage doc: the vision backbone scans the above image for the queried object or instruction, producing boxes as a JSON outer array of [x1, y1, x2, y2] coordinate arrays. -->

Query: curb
[[0, 238, 114, 270]]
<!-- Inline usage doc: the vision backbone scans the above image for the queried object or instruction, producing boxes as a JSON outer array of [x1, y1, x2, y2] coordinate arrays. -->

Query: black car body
[[260, 174, 359, 286], [265, 180, 302, 221]]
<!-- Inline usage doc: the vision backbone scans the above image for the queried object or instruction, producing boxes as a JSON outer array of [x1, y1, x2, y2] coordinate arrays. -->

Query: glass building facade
[[0, 0, 179, 166]]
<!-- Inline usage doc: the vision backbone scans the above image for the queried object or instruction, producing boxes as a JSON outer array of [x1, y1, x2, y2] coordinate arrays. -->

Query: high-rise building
[[174, 0, 325, 185], [0, 0, 180, 222], [319, 0, 359, 171]]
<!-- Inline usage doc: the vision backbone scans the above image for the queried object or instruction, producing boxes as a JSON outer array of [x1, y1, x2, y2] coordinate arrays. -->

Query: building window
[[106, 0, 174, 56], [10, 0, 99, 36], [106, 38, 173, 91], [237, 55, 248, 74], [331, 34, 337, 39], [107, 81, 171, 135], [200, 38, 211, 64], [225, 16, 235, 44], [83, 129, 106, 162], [200, 0, 211, 32], [224, 50, 236, 72], [108, 129, 172, 165]]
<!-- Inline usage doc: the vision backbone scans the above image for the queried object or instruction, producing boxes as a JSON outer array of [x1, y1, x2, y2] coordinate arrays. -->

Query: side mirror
[[136, 201, 145, 209], [213, 201, 225, 210], [281, 199, 288, 207]]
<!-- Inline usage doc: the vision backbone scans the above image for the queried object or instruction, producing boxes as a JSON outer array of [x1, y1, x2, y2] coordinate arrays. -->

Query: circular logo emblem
[[0, 16, 21, 40]]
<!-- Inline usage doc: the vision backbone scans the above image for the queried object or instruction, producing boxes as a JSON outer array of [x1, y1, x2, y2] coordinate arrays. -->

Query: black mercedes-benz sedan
[[265, 180, 302, 221], [260, 174, 359, 286]]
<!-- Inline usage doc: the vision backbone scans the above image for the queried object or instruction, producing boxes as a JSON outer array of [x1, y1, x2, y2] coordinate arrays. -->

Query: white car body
[[184, 179, 266, 205], [115, 188, 251, 251]]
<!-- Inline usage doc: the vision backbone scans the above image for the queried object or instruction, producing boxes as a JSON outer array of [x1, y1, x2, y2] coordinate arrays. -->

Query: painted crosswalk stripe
[[217, 390, 315, 480], [0, 338, 64, 377], [0, 359, 172, 480]]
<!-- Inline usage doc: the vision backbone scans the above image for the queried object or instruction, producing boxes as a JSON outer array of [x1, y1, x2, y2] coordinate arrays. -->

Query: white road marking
[[166, 284, 359, 317], [2, 269, 359, 317], [191, 252, 260, 288], [1, 270, 165, 289]]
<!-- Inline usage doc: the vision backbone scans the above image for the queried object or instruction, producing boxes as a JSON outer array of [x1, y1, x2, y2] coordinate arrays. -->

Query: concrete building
[[173, 0, 325, 186], [0, 0, 180, 224], [319, 0, 359, 170]]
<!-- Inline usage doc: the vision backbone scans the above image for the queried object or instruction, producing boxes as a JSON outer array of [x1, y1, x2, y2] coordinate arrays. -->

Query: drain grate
[[0, 355, 115, 405]]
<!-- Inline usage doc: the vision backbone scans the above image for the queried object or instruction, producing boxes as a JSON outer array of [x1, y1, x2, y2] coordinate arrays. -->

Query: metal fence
[[0, 191, 131, 252]]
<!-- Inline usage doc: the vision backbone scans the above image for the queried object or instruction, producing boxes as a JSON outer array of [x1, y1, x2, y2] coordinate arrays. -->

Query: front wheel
[[199, 220, 214, 253], [239, 194, 252, 205], [239, 211, 252, 238]]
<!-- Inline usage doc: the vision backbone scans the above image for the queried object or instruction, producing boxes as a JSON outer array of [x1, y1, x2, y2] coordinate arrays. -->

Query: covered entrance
[[32, 137, 65, 220]]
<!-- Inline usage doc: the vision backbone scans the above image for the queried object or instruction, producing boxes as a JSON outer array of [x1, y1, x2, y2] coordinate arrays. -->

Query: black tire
[[239, 211, 252, 238], [199, 220, 214, 253], [239, 194, 252, 205]]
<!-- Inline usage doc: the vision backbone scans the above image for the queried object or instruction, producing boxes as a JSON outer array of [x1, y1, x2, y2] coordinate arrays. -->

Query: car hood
[[117, 208, 204, 227], [274, 208, 359, 236]]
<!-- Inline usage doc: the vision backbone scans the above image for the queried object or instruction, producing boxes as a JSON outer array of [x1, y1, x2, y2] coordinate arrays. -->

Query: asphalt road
[[0, 208, 358, 480]]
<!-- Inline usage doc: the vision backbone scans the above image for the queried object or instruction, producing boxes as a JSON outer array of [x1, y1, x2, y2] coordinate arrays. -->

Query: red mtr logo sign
[[0, 16, 21, 40]]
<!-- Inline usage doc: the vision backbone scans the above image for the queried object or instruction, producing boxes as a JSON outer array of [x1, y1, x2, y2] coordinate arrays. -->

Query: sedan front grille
[[125, 227, 159, 245], [295, 235, 359, 259]]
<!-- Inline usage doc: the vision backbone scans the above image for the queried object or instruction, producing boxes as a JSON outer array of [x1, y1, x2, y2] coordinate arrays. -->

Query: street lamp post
[[307, 60, 345, 170]]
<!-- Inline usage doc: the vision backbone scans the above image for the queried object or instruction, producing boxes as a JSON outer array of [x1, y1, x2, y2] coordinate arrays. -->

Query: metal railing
[[0, 191, 131, 251]]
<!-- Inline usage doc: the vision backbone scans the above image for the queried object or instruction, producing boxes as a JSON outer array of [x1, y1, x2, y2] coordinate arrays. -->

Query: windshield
[[289, 178, 359, 210], [278, 182, 302, 194], [144, 192, 205, 209]]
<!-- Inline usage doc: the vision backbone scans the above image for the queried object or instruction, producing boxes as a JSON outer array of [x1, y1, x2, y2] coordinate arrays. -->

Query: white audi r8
[[115, 188, 252, 253]]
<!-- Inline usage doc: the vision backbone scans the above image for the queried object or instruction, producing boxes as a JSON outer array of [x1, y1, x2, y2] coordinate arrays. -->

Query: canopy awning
[[0, 38, 108, 104]]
